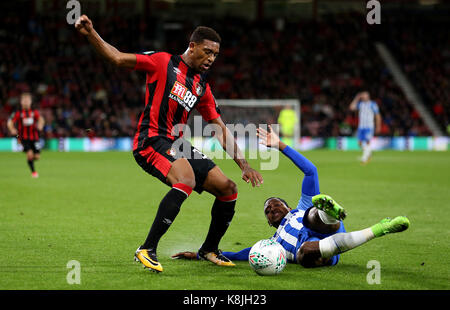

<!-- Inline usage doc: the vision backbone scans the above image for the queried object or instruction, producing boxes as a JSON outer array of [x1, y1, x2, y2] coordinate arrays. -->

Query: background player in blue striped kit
[[350, 91, 382, 164], [173, 126, 409, 267]]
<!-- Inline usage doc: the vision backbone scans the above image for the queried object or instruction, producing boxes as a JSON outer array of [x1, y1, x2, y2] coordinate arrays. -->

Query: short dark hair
[[190, 26, 221, 44], [264, 197, 290, 211]]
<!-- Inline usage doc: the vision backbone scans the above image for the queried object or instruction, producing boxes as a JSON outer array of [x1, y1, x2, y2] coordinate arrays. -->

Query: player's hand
[[10, 128, 18, 137], [242, 166, 263, 187], [75, 15, 94, 36], [171, 251, 198, 260], [257, 125, 280, 149]]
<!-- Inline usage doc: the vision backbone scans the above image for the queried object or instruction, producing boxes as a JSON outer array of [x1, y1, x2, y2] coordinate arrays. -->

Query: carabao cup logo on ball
[[248, 239, 287, 276]]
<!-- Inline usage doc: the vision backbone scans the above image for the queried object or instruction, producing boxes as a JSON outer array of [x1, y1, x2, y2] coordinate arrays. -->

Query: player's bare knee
[[167, 172, 196, 189], [307, 208, 340, 234], [167, 159, 196, 189], [177, 177, 196, 189], [221, 179, 237, 197], [296, 242, 321, 268], [328, 222, 340, 232], [228, 179, 238, 195]]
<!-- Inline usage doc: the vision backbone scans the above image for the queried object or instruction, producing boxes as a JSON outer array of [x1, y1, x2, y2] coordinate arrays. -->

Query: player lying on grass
[[173, 126, 410, 267]]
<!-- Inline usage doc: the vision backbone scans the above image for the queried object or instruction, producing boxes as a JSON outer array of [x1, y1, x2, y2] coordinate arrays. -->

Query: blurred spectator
[[381, 11, 449, 135], [0, 12, 437, 139]]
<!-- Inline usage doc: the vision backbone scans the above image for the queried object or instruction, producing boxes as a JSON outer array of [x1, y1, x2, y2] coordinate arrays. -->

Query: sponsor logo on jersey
[[195, 83, 203, 96], [23, 117, 35, 126], [166, 148, 176, 157], [169, 81, 198, 111]]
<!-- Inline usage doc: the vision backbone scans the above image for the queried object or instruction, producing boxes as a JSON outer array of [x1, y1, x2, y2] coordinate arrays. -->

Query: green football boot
[[312, 194, 347, 221], [370, 216, 410, 237]]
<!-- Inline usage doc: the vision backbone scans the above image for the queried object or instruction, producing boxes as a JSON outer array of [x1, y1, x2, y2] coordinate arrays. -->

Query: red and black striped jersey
[[132, 51, 221, 151], [9, 109, 41, 141]]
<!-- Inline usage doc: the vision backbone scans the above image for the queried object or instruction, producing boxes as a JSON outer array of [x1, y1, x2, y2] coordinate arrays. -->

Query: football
[[248, 239, 287, 276]]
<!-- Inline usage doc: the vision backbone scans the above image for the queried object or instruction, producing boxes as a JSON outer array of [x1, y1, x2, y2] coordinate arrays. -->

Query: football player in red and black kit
[[7, 92, 45, 178], [76, 15, 263, 272]]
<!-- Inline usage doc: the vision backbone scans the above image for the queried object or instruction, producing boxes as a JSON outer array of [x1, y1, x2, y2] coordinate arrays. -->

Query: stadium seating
[[377, 11, 450, 135], [0, 12, 437, 139]]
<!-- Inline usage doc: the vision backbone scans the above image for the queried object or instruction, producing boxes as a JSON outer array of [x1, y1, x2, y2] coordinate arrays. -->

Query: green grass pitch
[[0, 150, 449, 290]]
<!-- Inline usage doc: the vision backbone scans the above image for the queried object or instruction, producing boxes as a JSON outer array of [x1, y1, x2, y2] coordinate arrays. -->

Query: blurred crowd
[[380, 13, 450, 135], [208, 13, 433, 137], [0, 11, 443, 139]]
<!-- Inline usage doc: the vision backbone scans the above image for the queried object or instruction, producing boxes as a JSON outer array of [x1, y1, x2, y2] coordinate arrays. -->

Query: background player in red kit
[[75, 15, 263, 272], [7, 92, 45, 178]]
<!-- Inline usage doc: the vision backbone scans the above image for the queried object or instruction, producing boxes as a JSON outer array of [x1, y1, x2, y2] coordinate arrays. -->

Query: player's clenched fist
[[75, 15, 93, 36]]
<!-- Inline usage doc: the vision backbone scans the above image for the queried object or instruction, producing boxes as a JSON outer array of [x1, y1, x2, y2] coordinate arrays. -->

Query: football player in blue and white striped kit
[[350, 91, 382, 164], [172, 126, 409, 268]]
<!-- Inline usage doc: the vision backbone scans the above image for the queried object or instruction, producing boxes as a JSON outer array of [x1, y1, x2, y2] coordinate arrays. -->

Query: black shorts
[[21, 139, 41, 154], [133, 136, 216, 194]]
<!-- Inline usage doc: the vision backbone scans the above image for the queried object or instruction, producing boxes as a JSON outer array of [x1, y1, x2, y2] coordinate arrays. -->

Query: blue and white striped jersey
[[222, 146, 345, 266], [271, 193, 345, 263], [272, 209, 306, 262], [271, 194, 313, 262], [357, 100, 379, 129], [224, 192, 345, 265]]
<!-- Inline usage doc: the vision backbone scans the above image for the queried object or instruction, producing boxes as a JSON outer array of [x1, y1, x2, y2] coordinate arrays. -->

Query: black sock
[[201, 197, 236, 252], [142, 185, 191, 251], [27, 160, 35, 172]]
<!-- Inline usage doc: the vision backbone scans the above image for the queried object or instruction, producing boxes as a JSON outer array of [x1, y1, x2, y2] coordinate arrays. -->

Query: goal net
[[186, 99, 301, 151]]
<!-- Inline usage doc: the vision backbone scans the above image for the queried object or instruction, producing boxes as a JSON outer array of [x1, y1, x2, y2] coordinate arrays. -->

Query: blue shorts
[[294, 207, 346, 266], [297, 224, 346, 266], [357, 128, 374, 143]]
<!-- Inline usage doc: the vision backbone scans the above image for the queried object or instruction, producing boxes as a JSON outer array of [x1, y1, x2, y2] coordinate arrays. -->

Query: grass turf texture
[[0, 150, 449, 290]]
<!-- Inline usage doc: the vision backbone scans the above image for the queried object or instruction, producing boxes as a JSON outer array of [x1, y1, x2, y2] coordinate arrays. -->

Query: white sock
[[362, 143, 371, 161], [319, 228, 376, 258], [318, 210, 339, 225]]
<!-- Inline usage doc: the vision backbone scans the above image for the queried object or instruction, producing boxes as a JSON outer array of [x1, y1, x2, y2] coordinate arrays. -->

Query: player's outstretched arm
[[257, 125, 316, 175], [171, 251, 198, 260], [209, 117, 263, 187], [256, 125, 287, 151], [258, 125, 319, 196], [172, 248, 250, 261], [75, 15, 136, 69]]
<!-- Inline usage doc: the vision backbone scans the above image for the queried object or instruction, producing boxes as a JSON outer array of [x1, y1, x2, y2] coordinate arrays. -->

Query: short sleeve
[[372, 102, 380, 114], [134, 52, 165, 73], [34, 110, 40, 120], [9, 111, 19, 122], [195, 84, 221, 122]]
